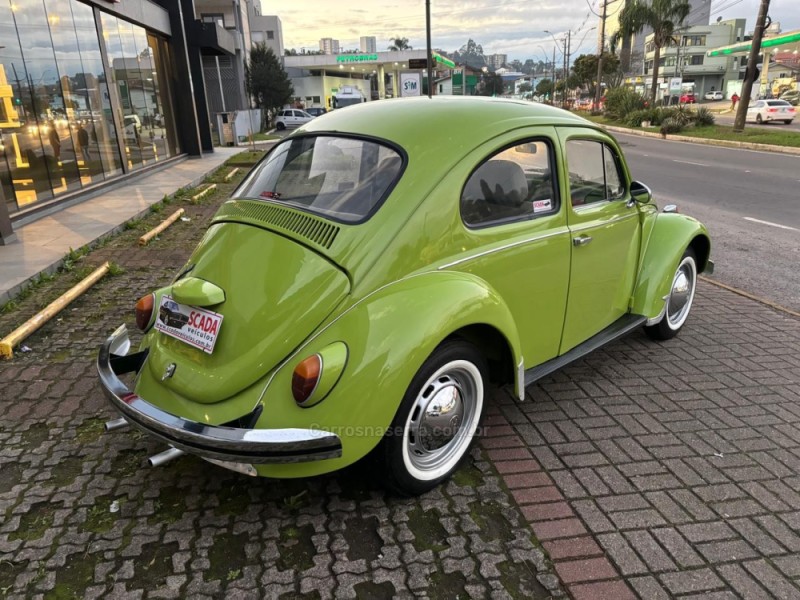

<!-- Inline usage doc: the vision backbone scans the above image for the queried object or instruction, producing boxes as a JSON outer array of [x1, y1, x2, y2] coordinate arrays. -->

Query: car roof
[[299, 96, 598, 152]]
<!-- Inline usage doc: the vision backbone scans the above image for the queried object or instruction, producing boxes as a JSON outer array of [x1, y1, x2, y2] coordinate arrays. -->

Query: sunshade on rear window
[[234, 135, 403, 223]]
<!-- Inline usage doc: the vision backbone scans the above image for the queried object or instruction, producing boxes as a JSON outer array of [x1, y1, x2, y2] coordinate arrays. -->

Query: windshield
[[234, 135, 403, 223]]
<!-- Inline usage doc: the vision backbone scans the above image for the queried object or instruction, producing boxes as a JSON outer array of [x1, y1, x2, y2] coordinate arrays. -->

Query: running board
[[524, 313, 647, 387]]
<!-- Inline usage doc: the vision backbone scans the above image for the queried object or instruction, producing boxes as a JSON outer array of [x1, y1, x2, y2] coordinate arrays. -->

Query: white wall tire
[[645, 248, 697, 341], [381, 341, 487, 495]]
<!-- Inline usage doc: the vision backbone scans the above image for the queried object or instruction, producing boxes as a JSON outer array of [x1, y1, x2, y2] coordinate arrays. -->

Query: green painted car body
[[99, 97, 711, 482]]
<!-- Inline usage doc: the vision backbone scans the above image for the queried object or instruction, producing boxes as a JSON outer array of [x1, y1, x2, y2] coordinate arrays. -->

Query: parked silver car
[[275, 109, 313, 130]]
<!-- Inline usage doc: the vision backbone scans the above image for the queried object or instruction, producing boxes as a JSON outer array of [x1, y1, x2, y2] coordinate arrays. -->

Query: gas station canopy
[[707, 29, 800, 57]]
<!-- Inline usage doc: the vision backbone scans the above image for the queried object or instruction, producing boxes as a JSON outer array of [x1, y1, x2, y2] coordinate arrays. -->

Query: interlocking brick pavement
[[2, 156, 800, 598], [0, 166, 560, 599], [488, 281, 800, 598]]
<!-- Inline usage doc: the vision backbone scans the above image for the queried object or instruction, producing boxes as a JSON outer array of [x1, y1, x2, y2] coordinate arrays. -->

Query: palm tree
[[388, 36, 412, 51], [615, 0, 690, 104]]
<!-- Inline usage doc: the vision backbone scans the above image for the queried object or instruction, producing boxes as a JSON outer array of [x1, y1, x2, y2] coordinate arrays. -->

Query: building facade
[[0, 0, 242, 244], [319, 38, 341, 55], [641, 19, 745, 99], [360, 36, 377, 53], [487, 54, 508, 70], [603, 0, 712, 75]]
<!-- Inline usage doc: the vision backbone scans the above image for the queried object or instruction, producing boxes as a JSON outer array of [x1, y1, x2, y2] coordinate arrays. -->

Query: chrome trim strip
[[97, 325, 342, 464], [437, 229, 568, 270], [517, 359, 525, 401]]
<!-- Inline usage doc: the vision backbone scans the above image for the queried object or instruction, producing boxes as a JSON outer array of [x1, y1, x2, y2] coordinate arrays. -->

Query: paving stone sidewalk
[[1, 158, 799, 598], [486, 284, 800, 599], [0, 168, 559, 599]]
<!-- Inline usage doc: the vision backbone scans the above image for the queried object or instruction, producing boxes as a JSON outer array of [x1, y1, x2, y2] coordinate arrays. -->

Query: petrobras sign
[[336, 54, 378, 63], [400, 72, 422, 97]]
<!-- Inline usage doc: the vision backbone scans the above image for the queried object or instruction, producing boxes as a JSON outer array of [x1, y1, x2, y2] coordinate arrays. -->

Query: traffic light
[[14, 97, 21, 105]]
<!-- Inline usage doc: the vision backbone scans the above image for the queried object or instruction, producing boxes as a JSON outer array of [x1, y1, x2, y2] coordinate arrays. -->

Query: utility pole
[[426, 0, 433, 98], [562, 37, 567, 108], [734, 0, 770, 131], [594, 0, 608, 109], [552, 46, 556, 104], [565, 31, 571, 108]]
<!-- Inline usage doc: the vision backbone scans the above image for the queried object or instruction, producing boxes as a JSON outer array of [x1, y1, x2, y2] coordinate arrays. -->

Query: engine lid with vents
[[140, 221, 350, 405]]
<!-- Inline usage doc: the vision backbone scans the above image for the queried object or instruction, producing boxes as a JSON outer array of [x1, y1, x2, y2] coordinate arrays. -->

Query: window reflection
[[0, 0, 179, 215]]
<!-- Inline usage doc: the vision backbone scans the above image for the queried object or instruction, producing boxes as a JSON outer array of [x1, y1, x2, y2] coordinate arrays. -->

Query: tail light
[[767, 108, 778, 113], [291, 342, 348, 407], [292, 355, 321, 404], [135, 294, 155, 330]]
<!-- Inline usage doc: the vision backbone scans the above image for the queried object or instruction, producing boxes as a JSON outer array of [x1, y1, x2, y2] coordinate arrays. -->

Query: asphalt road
[[614, 131, 800, 313]]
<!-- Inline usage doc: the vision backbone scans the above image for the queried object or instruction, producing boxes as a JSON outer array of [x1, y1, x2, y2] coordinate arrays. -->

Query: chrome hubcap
[[416, 377, 465, 452], [666, 257, 696, 329], [404, 362, 481, 476]]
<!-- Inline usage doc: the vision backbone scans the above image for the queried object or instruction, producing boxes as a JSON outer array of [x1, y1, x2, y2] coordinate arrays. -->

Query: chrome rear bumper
[[96, 325, 342, 464]]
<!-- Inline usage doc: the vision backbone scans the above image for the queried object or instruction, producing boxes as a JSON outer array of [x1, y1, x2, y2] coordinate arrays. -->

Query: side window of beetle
[[566, 140, 625, 207], [461, 140, 557, 227]]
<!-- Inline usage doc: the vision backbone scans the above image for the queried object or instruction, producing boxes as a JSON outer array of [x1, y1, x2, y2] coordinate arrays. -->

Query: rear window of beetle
[[234, 136, 403, 223]]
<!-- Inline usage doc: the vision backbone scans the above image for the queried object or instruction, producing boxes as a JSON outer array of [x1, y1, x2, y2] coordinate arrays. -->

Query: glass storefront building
[[0, 0, 181, 219]]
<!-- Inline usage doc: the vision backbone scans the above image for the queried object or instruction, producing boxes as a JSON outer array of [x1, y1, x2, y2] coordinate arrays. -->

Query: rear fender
[[254, 270, 522, 477], [631, 212, 711, 319]]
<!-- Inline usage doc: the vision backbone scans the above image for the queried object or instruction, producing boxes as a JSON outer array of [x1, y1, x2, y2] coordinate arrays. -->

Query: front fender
[[254, 270, 522, 478], [631, 212, 711, 319]]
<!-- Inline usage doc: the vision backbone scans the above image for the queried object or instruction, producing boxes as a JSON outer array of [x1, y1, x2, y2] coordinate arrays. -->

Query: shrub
[[625, 109, 649, 127], [692, 107, 715, 126], [604, 87, 647, 122], [660, 117, 684, 136]]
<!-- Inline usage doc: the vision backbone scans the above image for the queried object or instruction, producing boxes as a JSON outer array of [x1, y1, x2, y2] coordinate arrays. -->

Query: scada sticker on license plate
[[154, 295, 223, 354]]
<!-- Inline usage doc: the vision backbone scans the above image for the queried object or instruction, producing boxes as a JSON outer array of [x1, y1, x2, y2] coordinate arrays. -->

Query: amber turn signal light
[[292, 355, 321, 404], [134, 294, 155, 331]]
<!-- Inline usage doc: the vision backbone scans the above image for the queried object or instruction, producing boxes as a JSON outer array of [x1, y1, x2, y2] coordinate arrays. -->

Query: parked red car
[[680, 93, 696, 104]]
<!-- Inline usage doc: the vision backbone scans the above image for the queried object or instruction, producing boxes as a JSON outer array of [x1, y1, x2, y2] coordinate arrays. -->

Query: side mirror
[[630, 180, 652, 204]]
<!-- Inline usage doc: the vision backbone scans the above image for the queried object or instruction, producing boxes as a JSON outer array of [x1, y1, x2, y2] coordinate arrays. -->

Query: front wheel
[[276, 122, 286, 130], [756, 114, 763, 124], [380, 341, 488, 495], [645, 248, 697, 341]]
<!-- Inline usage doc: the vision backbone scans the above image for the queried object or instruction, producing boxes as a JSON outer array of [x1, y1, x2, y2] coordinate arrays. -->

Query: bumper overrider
[[97, 324, 342, 465]]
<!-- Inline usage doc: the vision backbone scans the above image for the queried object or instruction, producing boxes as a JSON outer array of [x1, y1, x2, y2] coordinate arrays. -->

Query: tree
[[518, 82, 532, 94], [572, 53, 620, 92], [454, 39, 486, 70], [388, 36, 412, 51], [477, 72, 503, 96], [614, 0, 690, 105], [535, 78, 554, 98], [246, 43, 294, 131]]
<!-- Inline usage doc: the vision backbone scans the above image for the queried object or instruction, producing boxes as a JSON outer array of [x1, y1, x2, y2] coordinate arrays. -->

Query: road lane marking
[[673, 159, 708, 167], [744, 217, 799, 231]]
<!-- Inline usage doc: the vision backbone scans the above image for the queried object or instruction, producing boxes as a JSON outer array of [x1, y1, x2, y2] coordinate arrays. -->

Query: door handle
[[573, 235, 592, 247]]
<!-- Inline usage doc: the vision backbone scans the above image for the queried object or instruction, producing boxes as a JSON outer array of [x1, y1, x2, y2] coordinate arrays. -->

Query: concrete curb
[[0, 162, 226, 308], [601, 124, 800, 156]]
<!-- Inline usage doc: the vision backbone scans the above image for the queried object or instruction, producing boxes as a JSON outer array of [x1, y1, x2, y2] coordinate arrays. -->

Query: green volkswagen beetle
[[98, 97, 712, 494]]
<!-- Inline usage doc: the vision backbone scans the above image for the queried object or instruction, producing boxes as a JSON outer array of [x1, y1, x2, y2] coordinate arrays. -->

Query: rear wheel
[[756, 114, 763, 124], [380, 341, 488, 495], [785, 120, 793, 125], [645, 248, 697, 341]]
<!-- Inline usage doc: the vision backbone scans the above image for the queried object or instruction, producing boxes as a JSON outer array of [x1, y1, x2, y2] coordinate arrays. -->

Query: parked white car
[[703, 90, 724, 101], [275, 109, 313, 130], [746, 99, 796, 125]]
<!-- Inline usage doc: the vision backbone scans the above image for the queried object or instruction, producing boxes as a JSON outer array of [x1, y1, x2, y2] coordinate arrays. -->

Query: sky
[[272, 0, 800, 63]]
